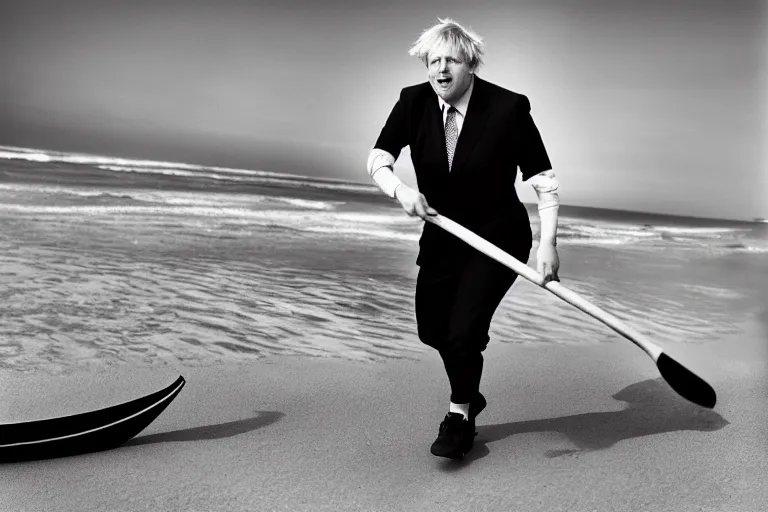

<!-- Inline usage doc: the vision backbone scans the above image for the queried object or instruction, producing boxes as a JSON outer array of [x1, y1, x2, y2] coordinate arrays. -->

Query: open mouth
[[436, 77, 452, 86]]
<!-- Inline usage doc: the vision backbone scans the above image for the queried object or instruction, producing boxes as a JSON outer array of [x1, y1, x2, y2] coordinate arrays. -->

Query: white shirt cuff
[[367, 148, 403, 198], [529, 170, 560, 211]]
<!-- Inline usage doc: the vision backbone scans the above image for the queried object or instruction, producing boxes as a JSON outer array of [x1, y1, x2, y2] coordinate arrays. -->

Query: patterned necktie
[[444, 106, 458, 171]]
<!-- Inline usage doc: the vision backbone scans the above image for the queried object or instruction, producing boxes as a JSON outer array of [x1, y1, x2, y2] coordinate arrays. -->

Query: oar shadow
[[125, 410, 285, 446], [445, 378, 728, 468]]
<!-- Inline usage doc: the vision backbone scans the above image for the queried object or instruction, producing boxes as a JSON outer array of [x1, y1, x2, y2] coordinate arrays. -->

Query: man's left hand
[[536, 242, 560, 283]]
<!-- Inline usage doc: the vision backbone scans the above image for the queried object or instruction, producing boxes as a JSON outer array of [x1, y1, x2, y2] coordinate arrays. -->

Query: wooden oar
[[425, 214, 717, 409]]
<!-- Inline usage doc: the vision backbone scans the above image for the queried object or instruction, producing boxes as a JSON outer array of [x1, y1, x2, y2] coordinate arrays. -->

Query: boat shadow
[[125, 410, 285, 446], [440, 378, 729, 470]]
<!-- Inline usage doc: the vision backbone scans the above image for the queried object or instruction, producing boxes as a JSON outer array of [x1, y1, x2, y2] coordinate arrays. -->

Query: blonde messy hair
[[408, 17, 485, 71]]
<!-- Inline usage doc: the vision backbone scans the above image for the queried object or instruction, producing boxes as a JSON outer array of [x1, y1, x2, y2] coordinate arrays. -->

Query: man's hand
[[536, 241, 560, 283], [394, 184, 437, 219]]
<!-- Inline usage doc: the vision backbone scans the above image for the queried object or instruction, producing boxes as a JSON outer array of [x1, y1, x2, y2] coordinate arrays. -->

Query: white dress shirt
[[437, 73, 474, 137]]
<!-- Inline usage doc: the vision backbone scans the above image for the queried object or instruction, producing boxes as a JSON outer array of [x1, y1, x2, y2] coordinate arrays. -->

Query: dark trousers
[[415, 248, 528, 404]]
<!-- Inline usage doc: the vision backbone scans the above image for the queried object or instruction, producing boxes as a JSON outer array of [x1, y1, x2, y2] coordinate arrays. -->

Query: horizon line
[[0, 144, 763, 225]]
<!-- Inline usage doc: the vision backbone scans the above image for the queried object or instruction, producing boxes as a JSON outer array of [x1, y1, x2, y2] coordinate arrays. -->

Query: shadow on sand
[[125, 410, 285, 446], [440, 378, 728, 470]]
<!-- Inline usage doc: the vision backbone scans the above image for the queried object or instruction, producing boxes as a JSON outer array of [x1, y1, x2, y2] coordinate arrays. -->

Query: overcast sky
[[1, 0, 765, 220]]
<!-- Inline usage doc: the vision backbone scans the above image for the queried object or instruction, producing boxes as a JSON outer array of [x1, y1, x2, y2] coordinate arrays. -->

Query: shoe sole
[[430, 432, 478, 459]]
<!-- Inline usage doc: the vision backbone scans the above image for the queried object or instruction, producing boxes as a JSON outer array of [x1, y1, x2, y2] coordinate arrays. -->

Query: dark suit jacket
[[373, 76, 552, 266]]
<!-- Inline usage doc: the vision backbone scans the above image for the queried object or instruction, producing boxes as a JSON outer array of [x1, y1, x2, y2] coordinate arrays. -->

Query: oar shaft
[[543, 282, 661, 360], [425, 214, 662, 360]]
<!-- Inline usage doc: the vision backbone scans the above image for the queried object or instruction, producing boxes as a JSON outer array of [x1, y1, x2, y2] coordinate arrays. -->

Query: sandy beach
[[2, 312, 766, 512], [1, 148, 767, 511]]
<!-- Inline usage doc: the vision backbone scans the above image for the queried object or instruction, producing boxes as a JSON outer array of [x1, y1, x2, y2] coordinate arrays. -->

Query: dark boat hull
[[0, 375, 185, 463]]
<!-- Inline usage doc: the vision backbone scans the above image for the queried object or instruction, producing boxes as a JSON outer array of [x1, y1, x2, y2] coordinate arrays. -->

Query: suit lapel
[[450, 76, 491, 176], [425, 94, 449, 176]]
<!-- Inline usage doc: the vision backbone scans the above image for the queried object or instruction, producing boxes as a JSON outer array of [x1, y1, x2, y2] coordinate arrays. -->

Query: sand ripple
[[0, 241, 423, 373], [0, 236, 747, 374]]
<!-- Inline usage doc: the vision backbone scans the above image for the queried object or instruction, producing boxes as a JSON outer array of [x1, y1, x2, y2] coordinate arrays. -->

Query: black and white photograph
[[1, 0, 766, 510]]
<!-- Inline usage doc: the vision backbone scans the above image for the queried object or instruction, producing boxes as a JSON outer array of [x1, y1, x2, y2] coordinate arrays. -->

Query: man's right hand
[[394, 184, 438, 219]]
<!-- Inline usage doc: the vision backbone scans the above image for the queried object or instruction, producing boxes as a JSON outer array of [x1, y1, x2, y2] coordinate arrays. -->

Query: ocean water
[[0, 145, 766, 373]]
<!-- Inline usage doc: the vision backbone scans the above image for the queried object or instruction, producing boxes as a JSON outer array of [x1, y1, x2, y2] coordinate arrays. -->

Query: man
[[366, 18, 561, 459]]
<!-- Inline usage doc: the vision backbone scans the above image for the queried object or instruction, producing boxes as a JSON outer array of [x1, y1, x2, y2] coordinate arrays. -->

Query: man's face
[[427, 42, 474, 105]]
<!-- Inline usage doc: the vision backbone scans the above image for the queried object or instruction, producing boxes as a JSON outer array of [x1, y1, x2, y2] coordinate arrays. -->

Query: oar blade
[[656, 352, 716, 409]]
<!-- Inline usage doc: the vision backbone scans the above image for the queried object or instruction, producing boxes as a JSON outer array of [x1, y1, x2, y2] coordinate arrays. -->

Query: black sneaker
[[469, 392, 487, 420], [430, 412, 476, 459]]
